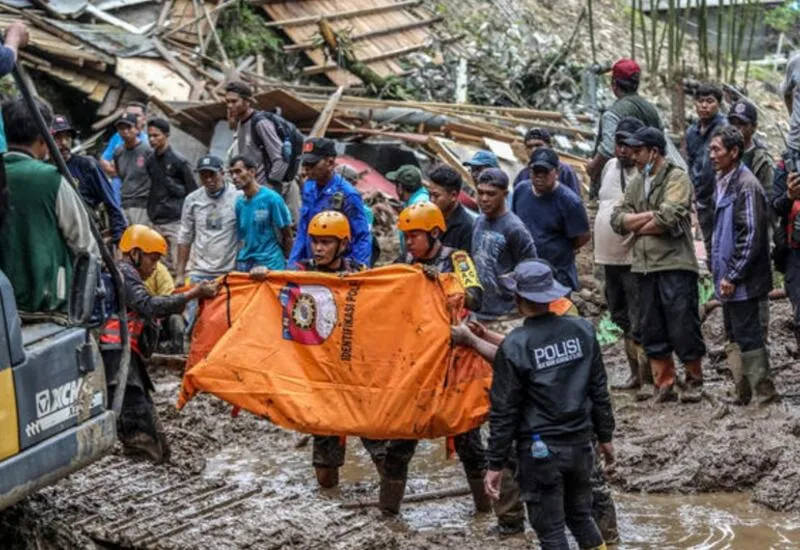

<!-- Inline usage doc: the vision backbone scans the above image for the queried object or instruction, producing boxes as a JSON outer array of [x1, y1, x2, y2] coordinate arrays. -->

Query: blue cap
[[499, 260, 570, 303], [463, 150, 499, 168]]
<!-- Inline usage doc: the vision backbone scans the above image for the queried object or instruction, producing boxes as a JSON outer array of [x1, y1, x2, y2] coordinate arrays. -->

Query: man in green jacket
[[0, 97, 99, 313], [610, 127, 706, 403]]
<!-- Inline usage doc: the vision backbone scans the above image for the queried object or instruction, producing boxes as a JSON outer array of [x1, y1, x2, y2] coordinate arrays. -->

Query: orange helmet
[[308, 210, 351, 240], [398, 201, 446, 233], [119, 224, 168, 255]]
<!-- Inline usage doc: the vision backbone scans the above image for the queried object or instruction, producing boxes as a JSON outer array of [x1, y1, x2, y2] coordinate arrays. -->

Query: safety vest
[[99, 312, 145, 355]]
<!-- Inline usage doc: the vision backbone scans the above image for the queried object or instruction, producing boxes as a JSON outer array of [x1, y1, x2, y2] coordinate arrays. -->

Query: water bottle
[[531, 434, 550, 459], [281, 138, 293, 162]]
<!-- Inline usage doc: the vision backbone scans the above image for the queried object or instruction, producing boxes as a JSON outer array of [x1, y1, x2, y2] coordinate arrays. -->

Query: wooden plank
[[161, 0, 238, 39], [302, 41, 430, 75], [152, 37, 205, 100], [425, 136, 474, 190], [284, 15, 442, 53], [89, 82, 111, 103], [261, 0, 422, 28], [97, 86, 123, 117], [308, 86, 344, 138], [115, 57, 193, 102]]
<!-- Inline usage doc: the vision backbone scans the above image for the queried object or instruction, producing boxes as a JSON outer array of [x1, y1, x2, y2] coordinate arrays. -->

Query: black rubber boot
[[378, 477, 406, 515], [314, 466, 340, 489], [467, 476, 492, 513]]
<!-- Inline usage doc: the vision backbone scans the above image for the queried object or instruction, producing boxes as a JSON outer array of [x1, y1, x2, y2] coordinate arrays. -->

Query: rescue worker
[[275, 211, 386, 487], [452, 271, 621, 545], [377, 202, 490, 516], [481, 259, 615, 550], [708, 127, 777, 405], [100, 225, 217, 462], [289, 138, 372, 267], [685, 84, 727, 266], [611, 127, 706, 403], [51, 114, 128, 245]]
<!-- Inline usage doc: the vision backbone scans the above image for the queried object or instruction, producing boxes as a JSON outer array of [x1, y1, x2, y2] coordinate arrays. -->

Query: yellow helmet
[[119, 224, 168, 255], [308, 210, 351, 240], [398, 202, 446, 233]]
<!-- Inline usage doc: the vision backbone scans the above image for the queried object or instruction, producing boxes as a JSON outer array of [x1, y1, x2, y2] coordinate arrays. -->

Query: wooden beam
[[309, 86, 345, 138], [283, 16, 443, 53], [202, 1, 231, 68], [260, 0, 423, 28], [160, 0, 238, 39], [302, 42, 431, 75]]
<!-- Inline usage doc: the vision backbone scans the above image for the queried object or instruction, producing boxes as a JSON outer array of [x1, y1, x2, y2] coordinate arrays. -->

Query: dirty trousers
[[102, 350, 158, 441], [723, 297, 765, 352], [638, 270, 706, 362], [603, 264, 641, 341], [312, 436, 386, 468], [379, 427, 487, 481], [786, 250, 800, 325], [497, 444, 618, 540], [518, 442, 604, 550]]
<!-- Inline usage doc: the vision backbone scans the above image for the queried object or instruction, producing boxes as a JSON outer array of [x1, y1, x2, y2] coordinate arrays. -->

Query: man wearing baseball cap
[[289, 137, 372, 266], [463, 150, 500, 186], [113, 111, 153, 227], [176, 154, 241, 332], [387, 164, 429, 206], [52, 114, 128, 244], [587, 58, 664, 199], [514, 128, 582, 199], [512, 147, 590, 293], [611, 127, 706, 404], [593, 117, 652, 397], [728, 100, 774, 203], [482, 259, 615, 550]]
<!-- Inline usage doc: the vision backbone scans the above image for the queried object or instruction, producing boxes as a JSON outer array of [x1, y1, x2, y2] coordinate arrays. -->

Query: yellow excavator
[[0, 63, 131, 510]]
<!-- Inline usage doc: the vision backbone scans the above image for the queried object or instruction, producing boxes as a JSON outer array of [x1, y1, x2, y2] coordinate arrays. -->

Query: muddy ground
[[4, 236, 800, 548]]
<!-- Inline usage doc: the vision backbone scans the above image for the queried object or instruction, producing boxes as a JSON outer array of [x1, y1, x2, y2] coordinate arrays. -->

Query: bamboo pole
[[743, 0, 758, 86], [637, 0, 650, 70], [715, 0, 723, 79], [587, 0, 597, 64]]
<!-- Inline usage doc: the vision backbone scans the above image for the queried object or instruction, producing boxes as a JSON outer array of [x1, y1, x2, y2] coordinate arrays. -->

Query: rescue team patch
[[534, 337, 583, 370], [450, 250, 482, 290]]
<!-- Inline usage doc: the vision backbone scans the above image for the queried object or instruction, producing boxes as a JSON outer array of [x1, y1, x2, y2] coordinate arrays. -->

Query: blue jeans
[[518, 442, 604, 550], [184, 274, 217, 337]]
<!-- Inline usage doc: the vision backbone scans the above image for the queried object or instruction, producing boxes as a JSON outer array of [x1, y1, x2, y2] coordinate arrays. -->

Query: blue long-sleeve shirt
[[67, 154, 128, 242], [289, 173, 372, 266]]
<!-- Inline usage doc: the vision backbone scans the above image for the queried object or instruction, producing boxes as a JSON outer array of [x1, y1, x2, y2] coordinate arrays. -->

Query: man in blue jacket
[[708, 126, 777, 405], [52, 114, 128, 244], [289, 138, 372, 266]]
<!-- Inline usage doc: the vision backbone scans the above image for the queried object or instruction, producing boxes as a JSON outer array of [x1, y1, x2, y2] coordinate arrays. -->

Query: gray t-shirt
[[471, 211, 538, 319], [113, 140, 152, 208], [178, 182, 242, 277], [782, 54, 800, 151]]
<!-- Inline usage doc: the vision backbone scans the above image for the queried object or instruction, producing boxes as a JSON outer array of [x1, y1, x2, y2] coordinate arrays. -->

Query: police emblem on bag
[[279, 283, 337, 345]]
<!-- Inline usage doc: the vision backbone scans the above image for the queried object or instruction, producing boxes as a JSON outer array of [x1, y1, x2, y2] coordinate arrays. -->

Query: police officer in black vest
[[483, 260, 615, 550]]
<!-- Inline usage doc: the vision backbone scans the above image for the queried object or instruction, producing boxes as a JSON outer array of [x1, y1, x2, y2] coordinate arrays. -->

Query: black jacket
[[66, 154, 128, 242], [442, 204, 475, 254], [145, 146, 197, 224], [486, 313, 614, 470]]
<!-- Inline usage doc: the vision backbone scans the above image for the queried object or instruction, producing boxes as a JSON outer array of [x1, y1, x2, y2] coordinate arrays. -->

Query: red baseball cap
[[612, 58, 641, 80]]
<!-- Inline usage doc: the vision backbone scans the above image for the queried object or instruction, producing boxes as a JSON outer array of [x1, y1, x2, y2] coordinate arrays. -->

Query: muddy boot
[[612, 338, 642, 390], [725, 342, 752, 405], [635, 344, 655, 401], [378, 477, 407, 515], [678, 359, 704, 403], [759, 299, 770, 344], [467, 476, 492, 513], [650, 356, 677, 403], [123, 432, 166, 463], [314, 466, 340, 489], [742, 348, 779, 406]]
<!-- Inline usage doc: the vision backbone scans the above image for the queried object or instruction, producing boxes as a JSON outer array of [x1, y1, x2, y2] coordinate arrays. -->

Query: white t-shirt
[[594, 158, 638, 265]]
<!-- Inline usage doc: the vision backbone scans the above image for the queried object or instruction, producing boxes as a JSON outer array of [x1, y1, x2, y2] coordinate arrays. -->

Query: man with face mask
[[176, 155, 241, 329], [611, 127, 706, 404], [51, 114, 128, 245], [593, 117, 652, 397], [230, 155, 293, 273], [100, 224, 217, 462]]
